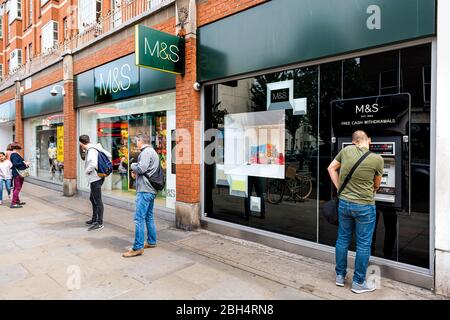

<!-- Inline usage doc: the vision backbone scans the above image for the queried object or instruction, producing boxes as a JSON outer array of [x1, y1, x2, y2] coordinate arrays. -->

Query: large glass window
[[41, 20, 58, 52], [204, 44, 432, 269], [78, 0, 102, 33], [24, 113, 65, 183], [204, 67, 319, 242], [78, 92, 176, 209], [9, 49, 22, 72], [8, 0, 22, 23]]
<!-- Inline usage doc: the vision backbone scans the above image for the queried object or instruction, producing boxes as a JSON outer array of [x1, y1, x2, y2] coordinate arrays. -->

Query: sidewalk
[[0, 183, 444, 300]]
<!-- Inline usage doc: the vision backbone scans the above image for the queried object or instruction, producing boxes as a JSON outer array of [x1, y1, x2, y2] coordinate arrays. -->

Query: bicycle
[[266, 166, 313, 204]]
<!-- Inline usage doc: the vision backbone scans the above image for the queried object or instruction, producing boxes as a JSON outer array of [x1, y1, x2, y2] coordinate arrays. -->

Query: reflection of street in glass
[[244, 176, 266, 220]]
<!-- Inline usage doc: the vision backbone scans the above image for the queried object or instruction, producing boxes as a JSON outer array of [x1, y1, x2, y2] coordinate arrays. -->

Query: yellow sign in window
[[57, 125, 64, 162]]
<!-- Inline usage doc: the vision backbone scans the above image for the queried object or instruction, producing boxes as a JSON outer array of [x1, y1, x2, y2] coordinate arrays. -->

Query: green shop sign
[[135, 25, 185, 75], [76, 53, 176, 107], [23, 82, 64, 119], [198, 0, 436, 82], [94, 54, 140, 103]]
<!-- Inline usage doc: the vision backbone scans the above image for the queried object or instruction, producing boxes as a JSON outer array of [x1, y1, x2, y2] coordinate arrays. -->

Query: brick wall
[[74, 17, 176, 75], [63, 79, 76, 180], [176, 37, 201, 204], [1, 0, 77, 75], [0, 87, 16, 104], [22, 66, 64, 95], [197, 0, 269, 26]]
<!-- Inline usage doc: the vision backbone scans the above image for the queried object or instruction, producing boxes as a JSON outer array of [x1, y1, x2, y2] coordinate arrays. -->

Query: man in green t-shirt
[[327, 130, 384, 294]]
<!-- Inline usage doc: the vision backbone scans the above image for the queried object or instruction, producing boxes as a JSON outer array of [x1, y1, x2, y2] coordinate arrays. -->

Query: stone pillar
[[435, 0, 450, 297], [62, 52, 77, 196], [14, 80, 24, 153], [175, 0, 201, 231]]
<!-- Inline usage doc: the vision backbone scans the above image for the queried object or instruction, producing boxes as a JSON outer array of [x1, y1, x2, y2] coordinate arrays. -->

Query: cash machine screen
[[370, 143, 395, 156], [342, 142, 396, 204]]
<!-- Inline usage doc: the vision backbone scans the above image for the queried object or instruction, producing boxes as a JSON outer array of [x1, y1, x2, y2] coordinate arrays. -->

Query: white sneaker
[[0, 201, 3, 205], [351, 281, 377, 294]]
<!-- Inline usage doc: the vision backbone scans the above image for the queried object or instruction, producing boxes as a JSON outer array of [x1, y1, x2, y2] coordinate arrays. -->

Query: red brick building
[[0, 0, 448, 296]]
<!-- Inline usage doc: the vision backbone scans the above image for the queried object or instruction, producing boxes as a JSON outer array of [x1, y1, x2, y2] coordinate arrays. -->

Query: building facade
[[0, 0, 449, 297]]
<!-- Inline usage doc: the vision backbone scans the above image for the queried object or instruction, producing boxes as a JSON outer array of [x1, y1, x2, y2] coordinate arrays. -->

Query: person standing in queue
[[327, 130, 384, 294], [9, 143, 29, 209], [123, 134, 160, 258], [79, 134, 112, 231]]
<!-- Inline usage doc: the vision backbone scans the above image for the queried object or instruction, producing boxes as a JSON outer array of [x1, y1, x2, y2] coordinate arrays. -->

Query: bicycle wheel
[[266, 179, 285, 204], [294, 176, 313, 201]]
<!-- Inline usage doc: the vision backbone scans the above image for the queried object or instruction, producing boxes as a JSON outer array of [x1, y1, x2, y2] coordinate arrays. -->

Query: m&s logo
[[356, 104, 379, 114], [99, 64, 132, 96], [144, 38, 180, 63]]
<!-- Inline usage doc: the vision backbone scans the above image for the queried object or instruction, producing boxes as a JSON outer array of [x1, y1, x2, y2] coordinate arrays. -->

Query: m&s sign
[[135, 25, 185, 74]]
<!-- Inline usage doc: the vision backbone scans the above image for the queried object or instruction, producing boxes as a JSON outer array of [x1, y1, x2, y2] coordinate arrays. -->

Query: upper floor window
[[28, 0, 33, 26], [29, 43, 33, 60], [78, 0, 102, 33], [0, 64, 3, 79], [0, 16, 3, 38], [42, 20, 58, 52], [63, 17, 68, 40], [8, 22, 11, 44], [9, 49, 22, 72], [149, 0, 163, 9], [8, 0, 23, 24]]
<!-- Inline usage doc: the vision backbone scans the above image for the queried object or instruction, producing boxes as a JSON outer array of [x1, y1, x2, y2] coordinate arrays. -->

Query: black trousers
[[90, 178, 105, 224]]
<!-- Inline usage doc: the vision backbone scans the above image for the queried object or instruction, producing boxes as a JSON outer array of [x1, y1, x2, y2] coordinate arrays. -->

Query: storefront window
[[78, 92, 176, 209], [204, 67, 319, 242], [0, 100, 15, 152], [205, 44, 432, 269], [24, 113, 65, 182]]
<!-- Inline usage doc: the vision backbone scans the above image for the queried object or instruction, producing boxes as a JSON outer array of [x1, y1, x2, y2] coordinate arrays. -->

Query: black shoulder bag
[[321, 151, 372, 226], [140, 146, 166, 191]]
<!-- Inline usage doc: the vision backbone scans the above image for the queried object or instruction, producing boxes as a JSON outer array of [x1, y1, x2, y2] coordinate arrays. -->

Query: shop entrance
[[35, 123, 64, 182], [78, 92, 176, 210], [96, 111, 169, 205]]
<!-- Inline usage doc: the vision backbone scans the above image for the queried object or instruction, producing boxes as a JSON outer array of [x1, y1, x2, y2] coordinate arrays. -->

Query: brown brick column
[[14, 81, 24, 154], [62, 53, 77, 196], [175, 35, 201, 231], [174, 0, 201, 230]]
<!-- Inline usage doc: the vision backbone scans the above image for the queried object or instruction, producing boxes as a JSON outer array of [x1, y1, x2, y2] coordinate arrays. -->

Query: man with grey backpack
[[123, 134, 164, 258], [327, 130, 384, 294]]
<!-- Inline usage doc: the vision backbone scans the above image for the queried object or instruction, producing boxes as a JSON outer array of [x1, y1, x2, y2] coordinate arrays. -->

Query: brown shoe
[[144, 243, 157, 249], [122, 249, 144, 258]]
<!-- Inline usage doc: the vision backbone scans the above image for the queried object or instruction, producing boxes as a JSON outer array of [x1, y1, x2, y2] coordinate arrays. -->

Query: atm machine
[[331, 93, 411, 214], [340, 138, 402, 210]]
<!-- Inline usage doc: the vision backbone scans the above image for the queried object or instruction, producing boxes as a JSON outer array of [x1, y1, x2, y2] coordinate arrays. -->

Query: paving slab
[[0, 182, 444, 300], [0, 263, 31, 287]]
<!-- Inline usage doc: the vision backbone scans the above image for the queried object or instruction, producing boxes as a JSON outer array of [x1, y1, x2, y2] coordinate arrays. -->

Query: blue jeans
[[335, 198, 376, 284], [133, 192, 157, 250], [0, 179, 12, 201]]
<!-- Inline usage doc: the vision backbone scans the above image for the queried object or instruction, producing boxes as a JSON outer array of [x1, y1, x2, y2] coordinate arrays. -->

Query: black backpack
[[142, 147, 166, 191]]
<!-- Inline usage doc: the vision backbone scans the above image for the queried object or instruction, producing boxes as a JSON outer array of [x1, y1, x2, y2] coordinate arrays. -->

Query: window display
[[78, 92, 176, 209], [224, 110, 285, 179], [205, 44, 432, 269], [24, 114, 64, 182]]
